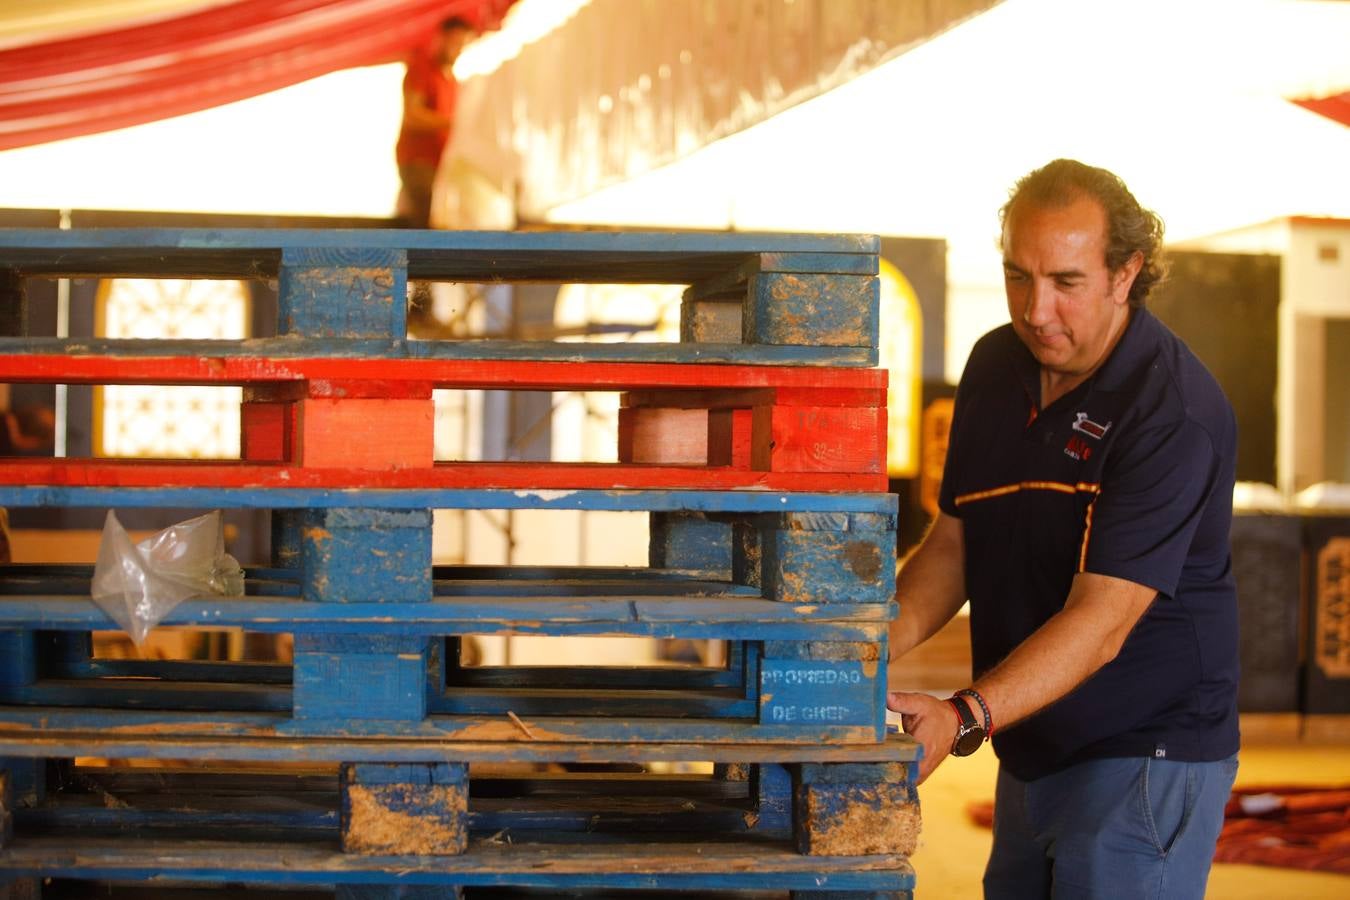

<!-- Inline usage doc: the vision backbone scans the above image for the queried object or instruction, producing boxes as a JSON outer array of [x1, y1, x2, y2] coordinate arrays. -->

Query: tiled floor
[[909, 734, 1350, 898]]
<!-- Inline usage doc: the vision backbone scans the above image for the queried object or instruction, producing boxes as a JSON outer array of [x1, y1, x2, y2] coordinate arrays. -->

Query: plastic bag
[[91, 510, 244, 645]]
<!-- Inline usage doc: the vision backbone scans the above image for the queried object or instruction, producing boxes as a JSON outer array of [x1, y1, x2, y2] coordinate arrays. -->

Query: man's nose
[[1022, 281, 1055, 327]]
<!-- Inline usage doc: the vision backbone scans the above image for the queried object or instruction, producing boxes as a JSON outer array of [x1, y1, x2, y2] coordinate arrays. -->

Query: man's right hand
[[887, 690, 959, 784]]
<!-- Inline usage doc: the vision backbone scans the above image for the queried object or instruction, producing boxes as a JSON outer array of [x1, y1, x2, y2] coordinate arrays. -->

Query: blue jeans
[[983, 754, 1238, 900]]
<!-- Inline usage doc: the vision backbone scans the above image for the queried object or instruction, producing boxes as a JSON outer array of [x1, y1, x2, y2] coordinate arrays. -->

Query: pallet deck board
[[0, 486, 898, 512], [0, 709, 896, 748], [0, 337, 877, 367], [0, 834, 914, 889], [0, 732, 917, 764], [0, 563, 859, 598], [0, 595, 893, 634], [0, 350, 889, 384], [0, 460, 889, 495], [0, 227, 877, 281]]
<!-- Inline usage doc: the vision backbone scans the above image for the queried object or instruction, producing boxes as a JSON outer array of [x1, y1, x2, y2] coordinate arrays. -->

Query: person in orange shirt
[[396, 16, 474, 229]]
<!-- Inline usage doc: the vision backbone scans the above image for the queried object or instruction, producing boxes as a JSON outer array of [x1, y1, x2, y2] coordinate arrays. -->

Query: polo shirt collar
[[1003, 307, 1157, 409]]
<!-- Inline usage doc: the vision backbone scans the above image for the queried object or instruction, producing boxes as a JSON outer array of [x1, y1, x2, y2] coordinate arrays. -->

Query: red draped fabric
[[1293, 91, 1350, 128], [0, 0, 516, 151]]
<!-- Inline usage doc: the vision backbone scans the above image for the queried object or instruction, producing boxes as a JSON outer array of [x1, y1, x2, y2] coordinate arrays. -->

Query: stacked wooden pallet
[[0, 229, 917, 899]]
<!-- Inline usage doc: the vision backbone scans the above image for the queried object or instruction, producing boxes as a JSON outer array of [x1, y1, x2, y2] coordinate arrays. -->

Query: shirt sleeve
[[1079, 417, 1223, 597], [937, 374, 973, 518]]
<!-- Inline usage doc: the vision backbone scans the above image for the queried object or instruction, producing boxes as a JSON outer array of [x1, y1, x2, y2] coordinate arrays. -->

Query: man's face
[[1002, 195, 1139, 379]]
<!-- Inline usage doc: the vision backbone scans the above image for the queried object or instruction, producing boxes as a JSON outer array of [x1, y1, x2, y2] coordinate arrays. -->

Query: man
[[888, 159, 1239, 899], [396, 16, 474, 228]]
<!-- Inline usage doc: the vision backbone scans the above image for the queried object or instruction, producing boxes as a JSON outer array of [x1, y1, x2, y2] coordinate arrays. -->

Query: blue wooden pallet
[[0, 227, 881, 366], [1, 743, 919, 896], [9, 759, 916, 845], [0, 756, 918, 896], [0, 518, 897, 745]]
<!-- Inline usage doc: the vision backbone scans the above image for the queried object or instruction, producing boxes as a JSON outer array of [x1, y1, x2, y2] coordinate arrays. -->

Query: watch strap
[[947, 696, 976, 728], [946, 695, 984, 757], [956, 688, 993, 738]]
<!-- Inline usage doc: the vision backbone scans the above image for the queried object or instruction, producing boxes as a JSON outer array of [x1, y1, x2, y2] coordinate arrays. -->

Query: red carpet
[[1216, 786, 1350, 874]]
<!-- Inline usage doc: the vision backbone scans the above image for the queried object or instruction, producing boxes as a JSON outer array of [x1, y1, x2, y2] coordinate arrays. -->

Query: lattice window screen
[[97, 278, 248, 459]]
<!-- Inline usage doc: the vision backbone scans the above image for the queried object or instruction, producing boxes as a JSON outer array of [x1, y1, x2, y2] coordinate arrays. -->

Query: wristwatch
[[948, 696, 986, 757]]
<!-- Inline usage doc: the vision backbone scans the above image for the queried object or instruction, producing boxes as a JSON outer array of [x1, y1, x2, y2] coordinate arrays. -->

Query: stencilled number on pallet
[[278, 247, 408, 339]]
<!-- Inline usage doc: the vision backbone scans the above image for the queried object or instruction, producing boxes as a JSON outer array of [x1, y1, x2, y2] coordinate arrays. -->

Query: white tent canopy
[[546, 0, 1350, 376]]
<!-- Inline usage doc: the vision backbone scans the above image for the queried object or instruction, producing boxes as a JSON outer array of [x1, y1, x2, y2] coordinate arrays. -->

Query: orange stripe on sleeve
[[954, 481, 1100, 507], [1078, 495, 1099, 571]]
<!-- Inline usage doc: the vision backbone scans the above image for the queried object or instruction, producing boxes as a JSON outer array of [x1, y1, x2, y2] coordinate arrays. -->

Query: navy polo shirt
[[938, 308, 1240, 781]]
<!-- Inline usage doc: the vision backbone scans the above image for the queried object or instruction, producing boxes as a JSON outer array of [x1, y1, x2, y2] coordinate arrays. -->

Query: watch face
[[953, 725, 985, 757]]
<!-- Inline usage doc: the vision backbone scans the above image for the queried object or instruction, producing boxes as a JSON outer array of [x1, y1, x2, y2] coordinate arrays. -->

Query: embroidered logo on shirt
[[1064, 435, 1093, 461], [1071, 412, 1112, 439], [1064, 413, 1111, 461]]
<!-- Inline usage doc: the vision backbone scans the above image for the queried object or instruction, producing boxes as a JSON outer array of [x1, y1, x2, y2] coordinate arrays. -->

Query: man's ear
[[1112, 251, 1144, 305]]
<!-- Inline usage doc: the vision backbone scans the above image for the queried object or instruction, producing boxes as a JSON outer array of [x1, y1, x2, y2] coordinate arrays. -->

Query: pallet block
[[649, 512, 733, 577], [760, 642, 884, 737], [617, 407, 710, 465], [291, 509, 433, 723], [681, 250, 880, 354], [649, 507, 896, 608], [245, 381, 436, 470], [745, 273, 879, 349], [621, 386, 886, 476], [341, 763, 468, 856], [294, 635, 429, 722], [278, 247, 408, 339], [794, 763, 920, 857], [299, 508, 433, 604], [748, 512, 897, 604]]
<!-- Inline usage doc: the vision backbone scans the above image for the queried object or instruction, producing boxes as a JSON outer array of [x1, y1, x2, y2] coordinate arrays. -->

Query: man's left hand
[[887, 690, 958, 784]]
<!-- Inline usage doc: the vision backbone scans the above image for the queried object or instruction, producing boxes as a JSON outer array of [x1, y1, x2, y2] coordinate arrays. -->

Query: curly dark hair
[[999, 159, 1167, 308]]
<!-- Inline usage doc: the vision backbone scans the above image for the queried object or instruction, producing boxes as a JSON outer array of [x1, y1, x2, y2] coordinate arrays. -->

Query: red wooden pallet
[[1, 355, 888, 488]]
